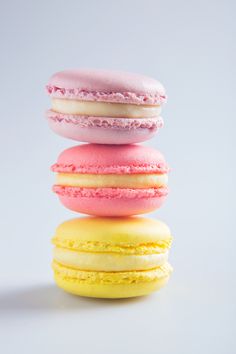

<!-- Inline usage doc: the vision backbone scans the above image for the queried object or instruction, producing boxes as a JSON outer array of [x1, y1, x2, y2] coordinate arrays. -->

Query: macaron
[[46, 69, 167, 144], [51, 144, 170, 216], [52, 217, 173, 298]]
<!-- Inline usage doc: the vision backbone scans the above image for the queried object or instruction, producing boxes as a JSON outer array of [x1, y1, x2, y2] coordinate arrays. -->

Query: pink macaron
[[51, 144, 170, 216], [46, 69, 167, 145]]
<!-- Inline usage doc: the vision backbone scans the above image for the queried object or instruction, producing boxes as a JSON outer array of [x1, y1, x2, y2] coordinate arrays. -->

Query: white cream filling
[[51, 98, 161, 118], [56, 173, 168, 188], [53, 248, 169, 272]]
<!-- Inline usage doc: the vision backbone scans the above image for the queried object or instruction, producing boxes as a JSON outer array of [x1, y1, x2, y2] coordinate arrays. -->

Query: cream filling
[[51, 98, 161, 118], [56, 173, 168, 188], [53, 247, 169, 271]]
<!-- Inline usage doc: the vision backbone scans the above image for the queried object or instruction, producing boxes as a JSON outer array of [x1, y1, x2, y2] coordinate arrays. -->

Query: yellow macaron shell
[[53, 261, 172, 298], [52, 98, 161, 118], [56, 173, 168, 188], [52, 217, 172, 254]]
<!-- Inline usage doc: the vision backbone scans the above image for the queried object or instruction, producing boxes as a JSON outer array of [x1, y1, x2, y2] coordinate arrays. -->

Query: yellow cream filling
[[51, 98, 161, 118], [56, 173, 168, 188], [53, 247, 169, 272]]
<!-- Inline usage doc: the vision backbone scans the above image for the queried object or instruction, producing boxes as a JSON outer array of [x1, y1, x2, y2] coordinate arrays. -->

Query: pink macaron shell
[[46, 110, 163, 144], [51, 144, 169, 175], [53, 186, 168, 216], [46, 69, 167, 105]]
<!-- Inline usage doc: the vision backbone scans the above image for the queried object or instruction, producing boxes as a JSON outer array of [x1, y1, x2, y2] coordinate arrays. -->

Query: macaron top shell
[[51, 144, 169, 175], [52, 217, 172, 248], [46, 69, 167, 105]]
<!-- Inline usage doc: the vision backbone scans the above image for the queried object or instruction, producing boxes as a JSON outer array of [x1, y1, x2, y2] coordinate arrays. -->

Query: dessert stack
[[46, 69, 173, 298]]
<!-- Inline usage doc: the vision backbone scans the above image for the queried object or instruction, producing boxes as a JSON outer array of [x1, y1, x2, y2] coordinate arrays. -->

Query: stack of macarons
[[46, 69, 173, 298]]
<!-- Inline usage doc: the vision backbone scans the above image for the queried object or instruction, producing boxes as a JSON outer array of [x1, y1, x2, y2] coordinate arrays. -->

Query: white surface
[[0, 1, 235, 353]]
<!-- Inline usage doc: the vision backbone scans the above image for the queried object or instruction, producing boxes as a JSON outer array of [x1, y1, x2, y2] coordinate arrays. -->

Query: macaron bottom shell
[[54, 274, 170, 298], [56, 190, 168, 216], [47, 114, 162, 145], [53, 263, 171, 299]]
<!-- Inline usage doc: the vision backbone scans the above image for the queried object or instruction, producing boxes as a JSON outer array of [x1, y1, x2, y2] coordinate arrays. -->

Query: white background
[[0, 1, 235, 353]]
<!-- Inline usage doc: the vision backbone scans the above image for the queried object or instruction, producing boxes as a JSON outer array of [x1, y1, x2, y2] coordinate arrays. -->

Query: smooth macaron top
[[46, 69, 167, 105], [51, 144, 169, 175], [52, 217, 172, 248]]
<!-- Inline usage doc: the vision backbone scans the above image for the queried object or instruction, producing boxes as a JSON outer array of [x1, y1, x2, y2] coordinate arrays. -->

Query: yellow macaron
[[52, 217, 173, 298]]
